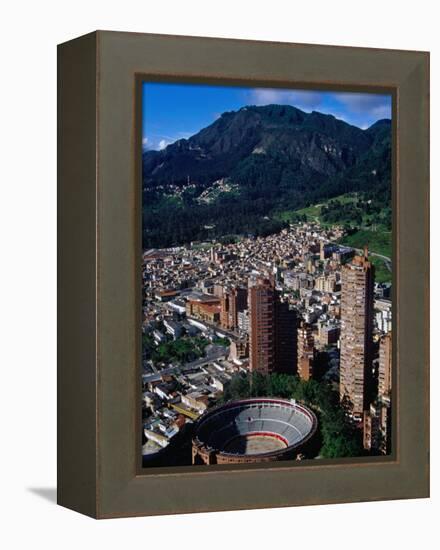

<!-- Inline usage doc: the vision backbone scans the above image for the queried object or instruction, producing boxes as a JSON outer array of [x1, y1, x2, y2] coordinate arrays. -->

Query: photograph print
[[140, 81, 393, 468]]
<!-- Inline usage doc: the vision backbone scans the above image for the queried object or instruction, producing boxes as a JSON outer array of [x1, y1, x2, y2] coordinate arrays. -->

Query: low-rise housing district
[[141, 221, 392, 461]]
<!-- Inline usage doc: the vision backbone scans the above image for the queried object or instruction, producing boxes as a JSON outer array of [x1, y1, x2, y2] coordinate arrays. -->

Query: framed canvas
[[57, 31, 429, 518]]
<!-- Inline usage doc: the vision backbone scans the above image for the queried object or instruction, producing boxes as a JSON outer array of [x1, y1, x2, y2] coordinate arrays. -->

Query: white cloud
[[335, 92, 391, 118], [244, 88, 391, 127], [146, 132, 192, 150], [370, 105, 393, 120]]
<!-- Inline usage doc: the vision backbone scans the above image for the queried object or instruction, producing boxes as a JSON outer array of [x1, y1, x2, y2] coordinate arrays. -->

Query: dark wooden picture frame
[[58, 31, 429, 518]]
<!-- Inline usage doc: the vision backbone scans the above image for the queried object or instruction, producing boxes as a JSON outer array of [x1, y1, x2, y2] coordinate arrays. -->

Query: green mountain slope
[[142, 105, 391, 248]]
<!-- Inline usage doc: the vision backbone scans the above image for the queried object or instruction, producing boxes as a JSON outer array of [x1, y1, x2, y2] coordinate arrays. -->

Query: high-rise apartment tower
[[339, 247, 375, 419]]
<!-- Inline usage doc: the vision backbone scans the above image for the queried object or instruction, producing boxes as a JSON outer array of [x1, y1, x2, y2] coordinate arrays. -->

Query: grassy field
[[369, 256, 391, 283], [338, 229, 392, 259], [277, 193, 390, 227], [276, 193, 360, 227], [275, 193, 392, 260]]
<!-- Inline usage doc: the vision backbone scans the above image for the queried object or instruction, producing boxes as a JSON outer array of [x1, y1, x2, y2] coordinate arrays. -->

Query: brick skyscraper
[[378, 331, 392, 402], [339, 247, 375, 420], [297, 322, 315, 381], [220, 286, 248, 331], [249, 278, 276, 374], [275, 300, 298, 374], [249, 277, 297, 375]]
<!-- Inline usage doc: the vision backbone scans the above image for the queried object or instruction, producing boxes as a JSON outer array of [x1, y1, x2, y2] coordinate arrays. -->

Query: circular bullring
[[192, 398, 318, 464]]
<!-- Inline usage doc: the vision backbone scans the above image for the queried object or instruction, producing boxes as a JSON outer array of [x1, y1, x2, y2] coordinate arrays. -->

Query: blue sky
[[142, 82, 392, 151]]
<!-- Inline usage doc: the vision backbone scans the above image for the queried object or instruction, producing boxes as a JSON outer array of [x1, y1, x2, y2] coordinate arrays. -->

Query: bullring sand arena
[[192, 398, 317, 464]]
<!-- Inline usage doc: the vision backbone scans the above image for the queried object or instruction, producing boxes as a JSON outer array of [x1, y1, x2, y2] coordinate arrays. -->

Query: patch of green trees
[[143, 334, 210, 365]]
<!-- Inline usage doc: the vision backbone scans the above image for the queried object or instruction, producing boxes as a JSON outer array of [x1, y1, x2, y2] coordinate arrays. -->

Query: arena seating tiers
[[196, 400, 315, 455]]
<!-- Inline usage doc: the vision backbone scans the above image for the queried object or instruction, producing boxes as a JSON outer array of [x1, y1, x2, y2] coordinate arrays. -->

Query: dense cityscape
[[141, 220, 392, 466], [141, 84, 392, 467]]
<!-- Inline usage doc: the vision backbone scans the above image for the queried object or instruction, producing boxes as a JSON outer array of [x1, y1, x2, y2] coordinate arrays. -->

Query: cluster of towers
[[248, 247, 392, 455], [338, 247, 392, 453]]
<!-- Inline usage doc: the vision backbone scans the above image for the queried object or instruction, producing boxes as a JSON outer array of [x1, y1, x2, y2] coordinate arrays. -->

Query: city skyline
[[141, 83, 393, 467]]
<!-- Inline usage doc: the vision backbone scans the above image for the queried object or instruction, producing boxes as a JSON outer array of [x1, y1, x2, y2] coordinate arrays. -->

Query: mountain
[[142, 105, 391, 248], [143, 105, 375, 188]]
